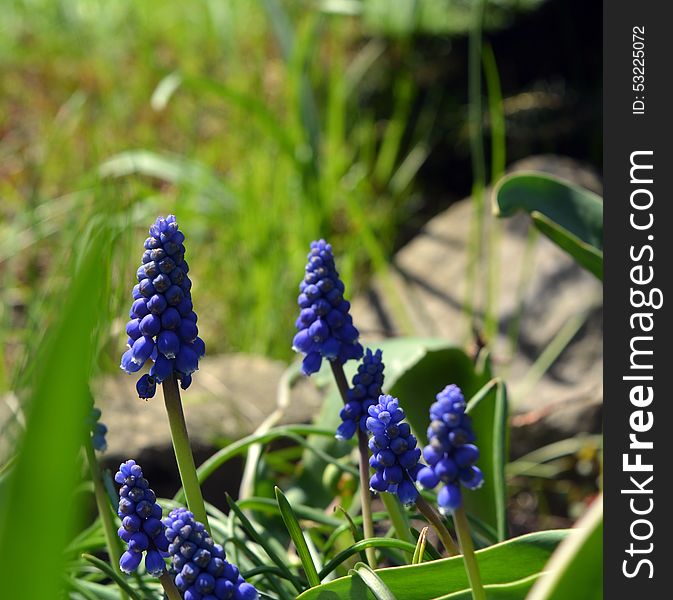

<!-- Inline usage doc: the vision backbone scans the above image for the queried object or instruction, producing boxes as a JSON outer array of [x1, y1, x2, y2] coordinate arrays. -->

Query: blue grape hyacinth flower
[[416, 385, 484, 513], [164, 507, 258, 600], [120, 215, 206, 399], [292, 239, 363, 376], [88, 407, 108, 452], [115, 460, 169, 576], [336, 348, 385, 440], [366, 394, 422, 505]]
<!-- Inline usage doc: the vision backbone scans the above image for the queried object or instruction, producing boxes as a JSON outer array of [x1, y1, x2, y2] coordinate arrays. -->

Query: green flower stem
[[330, 362, 377, 568], [380, 493, 415, 545], [453, 505, 486, 600], [159, 570, 183, 600], [84, 440, 128, 600], [414, 493, 459, 556], [162, 374, 210, 531]]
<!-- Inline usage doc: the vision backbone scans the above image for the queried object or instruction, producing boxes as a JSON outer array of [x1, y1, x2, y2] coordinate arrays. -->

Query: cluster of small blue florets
[[164, 507, 258, 600], [416, 385, 483, 513], [121, 215, 205, 399], [336, 349, 385, 440], [292, 240, 363, 375], [89, 407, 107, 452], [366, 394, 422, 505], [115, 460, 169, 576]]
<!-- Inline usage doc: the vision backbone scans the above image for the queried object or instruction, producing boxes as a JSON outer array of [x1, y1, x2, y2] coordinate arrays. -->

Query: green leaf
[[494, 172, 603, 279], [226, 493, 304, 592], [433, 573, 542, 599], [320, 539, 430, 579], [0, 221, 112, 599], [81, 554, 144, 600], [350, 563, 398, 600], [412, 528, 429, 565], [464, 378, 509, 542], [527, 496, 603, 600], [98, 150, 237, 211], [275, 487, 321, 588], [388, 345, 490, 443], [297, 529, 568, 600]]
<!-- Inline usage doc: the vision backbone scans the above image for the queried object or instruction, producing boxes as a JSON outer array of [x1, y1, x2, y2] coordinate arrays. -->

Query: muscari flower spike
[[366, 394, 422, 506], [88, 407, 108, 452], [292, 239, 363, 376], [115, 460, 169, 576], [164, 507, 258, 600], [120, 215, 205, 399], [416, 385, 484, 513], [336, 348, 385, 440]]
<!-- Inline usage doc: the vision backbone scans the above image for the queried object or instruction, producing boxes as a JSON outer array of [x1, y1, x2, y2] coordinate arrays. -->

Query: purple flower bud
[[120, 550, 143, 574], [157, 330, 181, 359]]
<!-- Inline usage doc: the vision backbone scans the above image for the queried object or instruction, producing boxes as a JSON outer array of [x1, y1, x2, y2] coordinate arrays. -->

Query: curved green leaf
[[350, 563, 398, 600], [81, 554, 144, 600], [298, 530, 569, 600], [494, 172, 603, 279], [275, 487, 321, 588], [527, 496, 602, 600], [433, 573, 542, 599]]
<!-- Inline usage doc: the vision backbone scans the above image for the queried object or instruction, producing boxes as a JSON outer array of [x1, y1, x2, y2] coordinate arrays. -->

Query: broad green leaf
[[275, 487, 321, 587], [297, 529, 568, 600], [350, 563, 398, 600], [464, 379, 509, 542], [434, 573, 542, 599], [494, 172, 603, 279], [527, 497, 603, 600], [389, 345, 491, 442]]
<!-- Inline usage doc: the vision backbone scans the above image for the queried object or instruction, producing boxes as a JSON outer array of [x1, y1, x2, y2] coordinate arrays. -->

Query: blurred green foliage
[[0, 0, 438, 383]]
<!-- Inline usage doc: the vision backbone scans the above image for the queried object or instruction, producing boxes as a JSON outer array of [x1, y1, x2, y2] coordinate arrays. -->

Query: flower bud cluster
[[115, 460, 169, 576], [336, 349, 384, 440], [416, 385, 483, 512], [164, 507, 258, 600], [366, 394, 422, 505], [120, 215, 205, 399], [292, 240, 363, 375]]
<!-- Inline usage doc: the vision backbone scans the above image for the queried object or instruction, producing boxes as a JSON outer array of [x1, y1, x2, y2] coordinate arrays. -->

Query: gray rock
[[351, 155, 603, 456]]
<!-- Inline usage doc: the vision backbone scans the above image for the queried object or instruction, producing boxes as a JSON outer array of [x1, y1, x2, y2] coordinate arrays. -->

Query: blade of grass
[[275, 486, 321, 587], [226, 493, 304, 592], [82, 554, 144, 600], [412, 527, 429, 565], [0, 219, 111, 599]]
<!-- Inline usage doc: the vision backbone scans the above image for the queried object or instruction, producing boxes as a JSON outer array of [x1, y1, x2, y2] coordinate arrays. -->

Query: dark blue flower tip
[[88, 407, 108, 452], [417, 385, 484, 511], [136, 374, 157, 400], [163, 507, 259, 600], [336, 348, 385, 441], [122, 215, 204, 398], [115, 460, 167, 576], [293, 240, 363, 376], [365, 394, 421, 505]]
